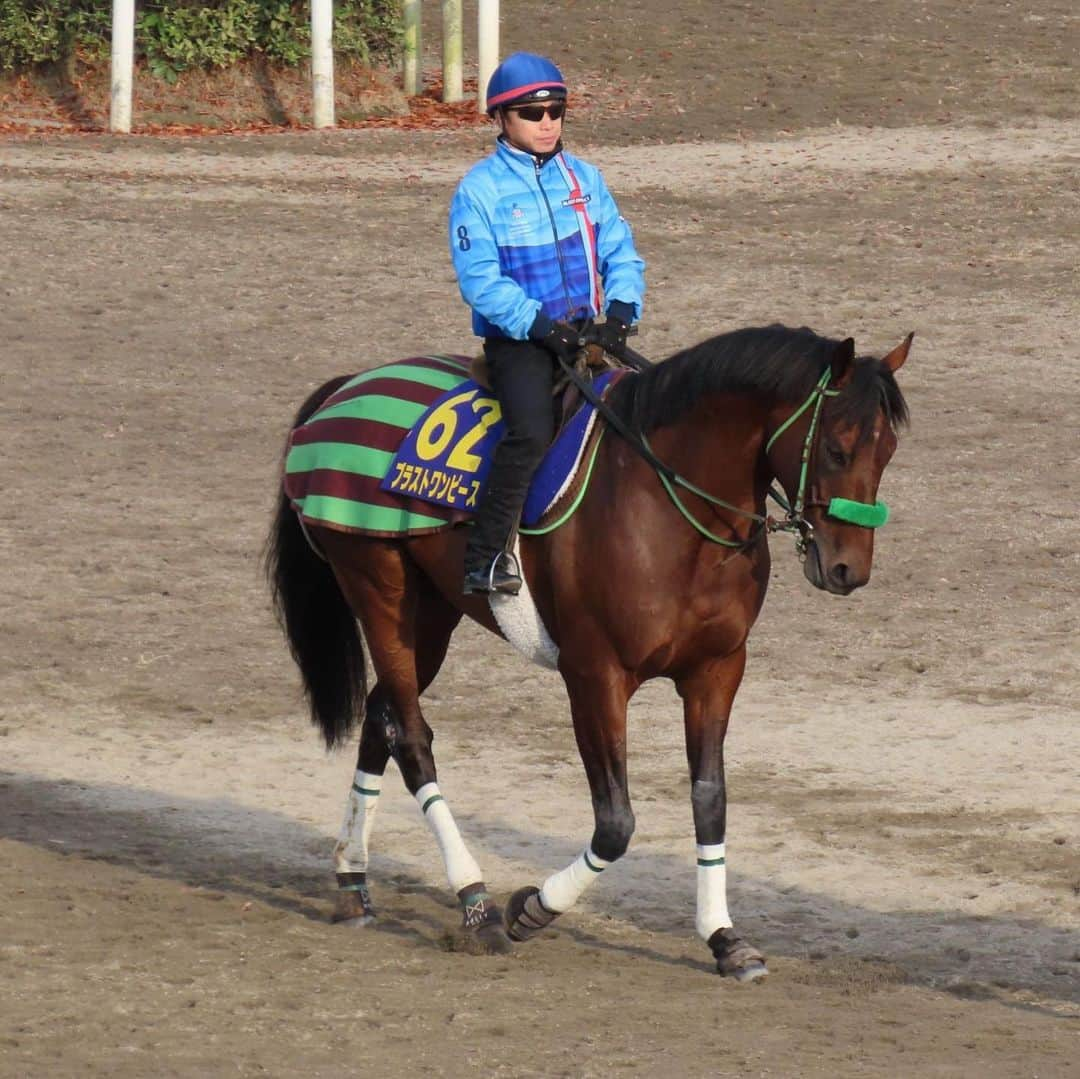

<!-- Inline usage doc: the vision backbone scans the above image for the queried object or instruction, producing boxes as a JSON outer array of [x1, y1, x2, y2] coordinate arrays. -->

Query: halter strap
[[764, 370, 834, 454], [766, 369, 837, 519]]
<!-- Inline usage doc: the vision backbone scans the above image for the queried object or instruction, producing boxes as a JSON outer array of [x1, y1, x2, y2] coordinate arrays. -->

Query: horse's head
[[774, 334, 912, 595]]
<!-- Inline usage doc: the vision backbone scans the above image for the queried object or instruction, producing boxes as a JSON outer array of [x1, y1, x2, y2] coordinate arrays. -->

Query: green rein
[[647, 370, 889, 549], [521, 368, 889, 546]]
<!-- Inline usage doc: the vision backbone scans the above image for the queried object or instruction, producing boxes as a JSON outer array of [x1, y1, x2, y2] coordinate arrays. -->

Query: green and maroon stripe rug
[[284, 354, 474, 537]]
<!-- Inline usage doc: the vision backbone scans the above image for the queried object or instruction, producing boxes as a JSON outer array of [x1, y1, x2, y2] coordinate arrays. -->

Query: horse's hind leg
[[332, 583, 461, 926], [327, 539, 510, 951], [331, 683, 395, 925]]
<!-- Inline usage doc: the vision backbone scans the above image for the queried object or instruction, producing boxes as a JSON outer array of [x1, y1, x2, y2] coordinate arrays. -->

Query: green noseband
[[827, 498, 889, 528]]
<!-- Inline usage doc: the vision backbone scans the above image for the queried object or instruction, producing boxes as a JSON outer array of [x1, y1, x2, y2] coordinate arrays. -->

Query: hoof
[[334, 913, 376, 929], [442, 921, 514, 956], [505, 885, 558, 943], [331, 890, 376, 925], [332, 875, 376, 925], [458, 883, 511, 954], [709, 927, 768, 982], [726, 956, 768, 983], [472, 921, 515, 955]]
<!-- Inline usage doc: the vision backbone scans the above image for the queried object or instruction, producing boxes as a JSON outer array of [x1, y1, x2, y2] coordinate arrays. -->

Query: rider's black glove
[[592, 301, 635, 356], [529, 313, 580, 362], [592, 316, 629, 357]]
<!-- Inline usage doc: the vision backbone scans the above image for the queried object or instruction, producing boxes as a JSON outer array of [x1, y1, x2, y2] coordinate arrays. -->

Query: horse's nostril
[[832, 563, 849, 585]]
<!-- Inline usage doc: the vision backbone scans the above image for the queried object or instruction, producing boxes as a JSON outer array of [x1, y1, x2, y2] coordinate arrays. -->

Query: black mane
[[608, 324, 909, 438]]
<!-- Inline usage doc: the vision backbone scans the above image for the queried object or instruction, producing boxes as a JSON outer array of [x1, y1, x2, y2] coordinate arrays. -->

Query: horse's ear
[[882, 332, 914, 373], [830, 338, 855, 384]]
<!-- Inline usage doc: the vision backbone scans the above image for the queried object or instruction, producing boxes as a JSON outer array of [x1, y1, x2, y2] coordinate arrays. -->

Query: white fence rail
[[477, 0, 499, 112], [311, 0, 335, 128], [402, 0, 500, 111], [109, 0, 134, 133], [108, 1, 499, 132]]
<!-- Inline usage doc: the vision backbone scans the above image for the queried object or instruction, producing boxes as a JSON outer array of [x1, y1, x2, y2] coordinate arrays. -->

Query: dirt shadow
[[2, 770, 1077, 1014], [451, 808, 1080, 1012], [0, 770, 445, 936]]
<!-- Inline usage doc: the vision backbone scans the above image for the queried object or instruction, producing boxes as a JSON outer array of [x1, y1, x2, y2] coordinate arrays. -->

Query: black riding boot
[[463, 338, 556, 594]]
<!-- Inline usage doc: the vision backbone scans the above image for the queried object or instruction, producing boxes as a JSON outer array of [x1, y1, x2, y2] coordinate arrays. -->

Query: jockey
[[450, 51, 646, 595]]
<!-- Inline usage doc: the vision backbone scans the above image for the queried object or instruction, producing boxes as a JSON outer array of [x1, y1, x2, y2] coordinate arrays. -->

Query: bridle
[[762, 368, 838, 558], [644, 368, 837, 559], [555, 352, 888, 563]]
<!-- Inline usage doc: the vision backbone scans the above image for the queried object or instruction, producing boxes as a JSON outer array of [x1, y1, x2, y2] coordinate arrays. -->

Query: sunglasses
[[508, 103, 566, 122]]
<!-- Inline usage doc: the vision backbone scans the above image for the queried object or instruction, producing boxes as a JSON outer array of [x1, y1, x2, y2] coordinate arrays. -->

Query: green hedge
[[0, 1, 402, 80]]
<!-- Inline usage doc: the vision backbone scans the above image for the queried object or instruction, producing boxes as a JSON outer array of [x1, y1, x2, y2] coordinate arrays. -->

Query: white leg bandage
[[539, 847, 610, 914], [334, 770, 381, 874], [695, 842, 732, 940], [415, 782, 483, 893]]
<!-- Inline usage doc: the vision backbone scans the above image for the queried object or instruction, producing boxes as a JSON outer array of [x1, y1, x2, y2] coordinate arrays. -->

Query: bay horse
[[267, 324, 911, 981]]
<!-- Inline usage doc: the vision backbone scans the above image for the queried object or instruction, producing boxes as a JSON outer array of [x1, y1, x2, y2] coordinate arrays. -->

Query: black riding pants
[[464, 337, 558, 572]]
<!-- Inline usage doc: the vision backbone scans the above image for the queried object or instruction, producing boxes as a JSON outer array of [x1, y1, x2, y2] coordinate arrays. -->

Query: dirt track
[[2, 3, 1078, 1075]]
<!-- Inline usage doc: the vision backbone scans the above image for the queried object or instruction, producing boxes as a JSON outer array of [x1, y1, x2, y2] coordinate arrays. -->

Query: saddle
[[470, 343, 632, 435]]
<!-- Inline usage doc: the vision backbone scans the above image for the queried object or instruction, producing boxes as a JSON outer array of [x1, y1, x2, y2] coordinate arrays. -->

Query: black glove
[[592, 316, 629, 357], [528, 313, 580, 362]]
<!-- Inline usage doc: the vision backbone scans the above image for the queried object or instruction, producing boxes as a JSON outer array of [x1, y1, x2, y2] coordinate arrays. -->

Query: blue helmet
[[486, 52, 567, 114]]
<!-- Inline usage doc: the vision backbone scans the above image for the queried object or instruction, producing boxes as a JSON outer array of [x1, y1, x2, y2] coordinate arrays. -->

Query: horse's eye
[[826, 445, 847, 467]]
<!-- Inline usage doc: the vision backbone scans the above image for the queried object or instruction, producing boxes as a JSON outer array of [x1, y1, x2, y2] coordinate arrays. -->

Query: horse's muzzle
[[802, 540, 866, 596]]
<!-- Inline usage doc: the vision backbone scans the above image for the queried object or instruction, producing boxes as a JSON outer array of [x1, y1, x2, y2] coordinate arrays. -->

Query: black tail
[[266, 377, 366, 750]]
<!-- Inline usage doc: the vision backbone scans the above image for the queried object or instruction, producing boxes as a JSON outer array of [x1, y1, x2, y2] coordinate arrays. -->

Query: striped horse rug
[[284, 354, 617, 539]]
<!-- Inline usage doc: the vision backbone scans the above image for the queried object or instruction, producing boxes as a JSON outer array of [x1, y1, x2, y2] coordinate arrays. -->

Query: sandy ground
[[2, 2, 1079, 1075]]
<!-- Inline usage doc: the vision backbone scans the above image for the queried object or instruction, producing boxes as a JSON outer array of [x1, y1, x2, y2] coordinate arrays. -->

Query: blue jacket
[[449, 139, 645, 340]]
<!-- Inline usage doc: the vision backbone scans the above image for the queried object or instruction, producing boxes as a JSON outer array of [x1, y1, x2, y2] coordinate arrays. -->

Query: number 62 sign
[[381, 385, 506, 511]]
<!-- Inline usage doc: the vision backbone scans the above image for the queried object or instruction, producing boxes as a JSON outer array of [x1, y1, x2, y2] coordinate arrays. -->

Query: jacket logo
[[507, 202, 531, 238], [562, 193, 592, 208]]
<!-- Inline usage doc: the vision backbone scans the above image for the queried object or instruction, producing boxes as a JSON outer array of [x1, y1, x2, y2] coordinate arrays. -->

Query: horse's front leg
[[677, 647, 768, 982], [506, 667, 634, 941]]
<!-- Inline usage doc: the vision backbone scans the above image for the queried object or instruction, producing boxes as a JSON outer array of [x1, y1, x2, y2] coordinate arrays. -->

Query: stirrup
[[496, 549, 521, 582], [464, 551, 522, 595]]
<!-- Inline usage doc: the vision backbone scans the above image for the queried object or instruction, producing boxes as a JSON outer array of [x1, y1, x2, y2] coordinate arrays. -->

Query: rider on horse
[[450, 51, 646, 594]]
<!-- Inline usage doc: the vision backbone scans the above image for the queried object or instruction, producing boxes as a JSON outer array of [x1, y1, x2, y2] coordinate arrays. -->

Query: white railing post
[[441, 0, 463, 103], [477, 0, 499, 113], [109, 0, 135, 133], [402, 0, 422, 95], [311, 0, 335, 128]]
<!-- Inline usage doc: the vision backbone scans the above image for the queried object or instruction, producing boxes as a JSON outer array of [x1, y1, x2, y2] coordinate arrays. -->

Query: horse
[[266, 323, 911, 981]]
